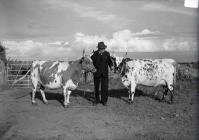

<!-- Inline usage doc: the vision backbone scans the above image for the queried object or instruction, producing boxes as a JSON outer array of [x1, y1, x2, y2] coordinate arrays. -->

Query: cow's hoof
[[64, 104, 69, 108], [128, 99, 133, 104], [44, 101, 48, 104], [167, 100, 173, 104], [32, 102, 37, 106], [165, 96, 173, 104], [167, 101, 171, 104]]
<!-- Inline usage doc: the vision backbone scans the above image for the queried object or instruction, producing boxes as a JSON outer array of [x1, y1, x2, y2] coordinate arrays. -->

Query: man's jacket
[[91, 50, 113, 78]]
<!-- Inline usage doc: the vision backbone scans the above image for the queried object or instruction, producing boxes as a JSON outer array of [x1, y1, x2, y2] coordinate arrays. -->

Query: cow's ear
[[68, 61, 73, 65], [79, 59, 82, 64], [125, 65, 130, 72], [82, 49, 85, 57], [79, 57, 84, 64]]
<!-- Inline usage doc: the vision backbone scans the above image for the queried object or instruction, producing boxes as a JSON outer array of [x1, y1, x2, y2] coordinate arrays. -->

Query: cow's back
[[126, 59, 175, 86], [31, 61, 70, 88]]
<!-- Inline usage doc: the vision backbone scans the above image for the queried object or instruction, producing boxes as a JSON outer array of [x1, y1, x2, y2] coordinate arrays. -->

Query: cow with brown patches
[[30, 51, 96, 108], [112, 56, 176, 104]]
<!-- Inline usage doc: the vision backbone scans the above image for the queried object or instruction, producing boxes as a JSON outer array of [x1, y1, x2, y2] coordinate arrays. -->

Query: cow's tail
[[12, 69, 31, 87], [173, 62, 177, 90], [165, 62, 176, 103], [164, 80, 174, 103]]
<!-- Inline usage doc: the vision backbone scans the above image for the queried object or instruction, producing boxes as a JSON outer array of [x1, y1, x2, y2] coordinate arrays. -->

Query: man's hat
[[97, 42, 107, 49]]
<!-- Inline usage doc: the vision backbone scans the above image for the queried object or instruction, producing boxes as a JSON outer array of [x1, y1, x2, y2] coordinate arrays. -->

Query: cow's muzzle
[[91, 67, 96, 73]]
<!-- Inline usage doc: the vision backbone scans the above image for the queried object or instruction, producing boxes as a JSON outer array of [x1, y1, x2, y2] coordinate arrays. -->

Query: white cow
[[30, 55, 96, 107], [10, 53, 96, 108], [110, 55, 177, 84], [111, 57, 176, 104]]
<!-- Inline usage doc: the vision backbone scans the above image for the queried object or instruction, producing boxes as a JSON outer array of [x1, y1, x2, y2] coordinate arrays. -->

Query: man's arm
[[91, 52, 96, 68], [107, 52, 113, 70], [91, 54, 94, 61]]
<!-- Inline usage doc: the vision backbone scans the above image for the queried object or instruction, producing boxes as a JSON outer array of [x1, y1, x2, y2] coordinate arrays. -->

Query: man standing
[[91, 42, 113, 106]]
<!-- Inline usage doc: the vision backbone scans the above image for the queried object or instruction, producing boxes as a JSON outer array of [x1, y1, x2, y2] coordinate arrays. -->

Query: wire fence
[[7, 58, 32, 88]]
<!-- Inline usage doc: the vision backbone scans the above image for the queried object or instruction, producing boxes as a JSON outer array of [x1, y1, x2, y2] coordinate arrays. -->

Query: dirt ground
[[0, 75, 198, 140]]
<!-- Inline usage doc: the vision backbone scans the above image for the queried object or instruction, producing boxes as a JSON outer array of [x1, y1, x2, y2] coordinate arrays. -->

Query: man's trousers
[[94, 76, 108, 103]]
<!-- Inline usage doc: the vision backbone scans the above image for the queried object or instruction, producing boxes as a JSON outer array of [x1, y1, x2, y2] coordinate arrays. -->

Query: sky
[[0, 0, 198, 60]]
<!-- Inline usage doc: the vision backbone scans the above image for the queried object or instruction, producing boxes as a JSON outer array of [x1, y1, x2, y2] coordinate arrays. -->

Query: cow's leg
[[40, 84, 48, 104], [31, 78, 38, 105], [32, 88, 37, 105], [128, 90, 132, 103], [63, 88, 72, 108], [163, 80, 174, 104], [66, 90, 72, 105], [129, 81, 136, 104], [40, 85, 48, 104], [63, 88, 68, 107], [156, 80, 168, 102], [161, 85, 168, 101], [167, 84, 174, 103]]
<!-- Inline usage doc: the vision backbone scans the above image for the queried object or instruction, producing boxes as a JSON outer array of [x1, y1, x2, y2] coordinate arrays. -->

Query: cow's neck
[[71, 59, 83, 70], [119, 61, 127, 76], [68, 60, 84, 84]]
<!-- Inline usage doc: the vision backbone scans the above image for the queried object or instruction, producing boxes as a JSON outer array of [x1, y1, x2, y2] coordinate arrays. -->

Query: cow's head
[[117, 59, 127, 76], [110, 55, 126, 73], [80, 50, 96, 73], [115, 58, 131, 75], [110, 52, 131, 73], [110, 55, 117, 73]]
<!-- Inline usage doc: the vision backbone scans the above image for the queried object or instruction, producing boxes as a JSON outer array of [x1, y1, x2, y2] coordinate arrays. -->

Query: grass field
[[0, 62, 198, 140]]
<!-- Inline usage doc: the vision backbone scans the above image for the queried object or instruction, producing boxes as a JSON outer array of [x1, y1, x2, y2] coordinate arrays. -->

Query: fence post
[[0, 60, 7, 89]]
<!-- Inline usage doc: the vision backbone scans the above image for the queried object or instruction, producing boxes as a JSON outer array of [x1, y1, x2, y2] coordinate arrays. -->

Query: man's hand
[[110, 66, 114, 71]]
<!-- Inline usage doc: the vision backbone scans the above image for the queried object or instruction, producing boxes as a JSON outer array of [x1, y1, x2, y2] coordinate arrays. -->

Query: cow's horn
[[82, 49, 85, 57], [124, 52, 127, 58], [112, 50, 115, 56]]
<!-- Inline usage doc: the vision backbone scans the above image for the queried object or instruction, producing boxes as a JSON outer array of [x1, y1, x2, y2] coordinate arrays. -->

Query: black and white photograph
[[0, 0, 198, 139]]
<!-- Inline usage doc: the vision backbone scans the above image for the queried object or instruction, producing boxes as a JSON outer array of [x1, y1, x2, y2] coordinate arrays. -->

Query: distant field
[[114, 51, 198, 63]]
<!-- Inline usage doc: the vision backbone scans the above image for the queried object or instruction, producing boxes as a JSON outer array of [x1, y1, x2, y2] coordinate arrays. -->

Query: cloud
[[72, 32, 107, 50], [2, 29, 196, 60], [45, 0, 132, 29], [73, 5, 131, 29], [162, 38, 197, 51], [70, 29, 160, 52], [106, 29, 159, 52], [142, 3, 196, 16], [73, 4, 116, 22], [134, 29, 160, 36], [48, 41, 70, 46], [70, 29, 196, 52], [2, 40, 73, 60]]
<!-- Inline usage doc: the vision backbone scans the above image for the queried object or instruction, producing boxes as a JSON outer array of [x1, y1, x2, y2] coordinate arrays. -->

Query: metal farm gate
[[7, 59, 32, 88]]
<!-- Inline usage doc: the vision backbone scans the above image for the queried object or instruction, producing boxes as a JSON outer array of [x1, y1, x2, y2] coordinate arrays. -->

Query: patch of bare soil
[[0, 78, 198, 140]]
